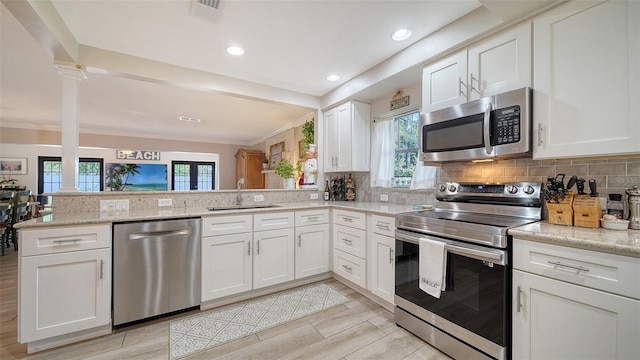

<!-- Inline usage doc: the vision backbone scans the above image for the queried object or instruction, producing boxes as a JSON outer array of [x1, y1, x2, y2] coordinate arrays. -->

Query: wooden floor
[[0, 249, 450, 360]]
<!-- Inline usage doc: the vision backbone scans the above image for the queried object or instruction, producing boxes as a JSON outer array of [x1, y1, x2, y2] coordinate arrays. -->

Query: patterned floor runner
[[169, 282, 349, 359]]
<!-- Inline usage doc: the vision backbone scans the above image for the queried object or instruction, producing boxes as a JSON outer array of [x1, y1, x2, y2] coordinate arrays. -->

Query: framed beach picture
[[106, 163, 168, 191], [269, 142, 284, 168], [0, 158, 27, 175]]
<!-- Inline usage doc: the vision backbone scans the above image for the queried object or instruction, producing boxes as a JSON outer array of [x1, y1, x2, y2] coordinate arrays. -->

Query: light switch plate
[[158, 198, 172, 207], [380, 194, 389, 202], [310, 193, 319, 200]]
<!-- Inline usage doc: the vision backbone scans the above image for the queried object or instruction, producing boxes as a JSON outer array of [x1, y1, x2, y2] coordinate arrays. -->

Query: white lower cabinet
[[253, 228, 295, 289], [513, 270, 640, 360], [295, 223, 329, 279], [20, 246, 111, 343], [367, 232, 395, 304], [201, 232, 253, 301], [513, 238, 640, 359]]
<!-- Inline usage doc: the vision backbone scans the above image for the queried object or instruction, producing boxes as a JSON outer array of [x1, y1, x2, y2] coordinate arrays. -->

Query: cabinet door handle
[[247, 241, 251, 256], [376, 222, 390, 230], [458, 77, 467, 98], [470, 73, 479, 93], [389, 249, 394, 264], [99, 260, 104, 280], [516, 286, 522, 313], [537, 123, 543, 147], [256, 240, 260, 254], [548, 260, 590, 272], [342, 264, 352, 271], [298, 234, 302, 247]]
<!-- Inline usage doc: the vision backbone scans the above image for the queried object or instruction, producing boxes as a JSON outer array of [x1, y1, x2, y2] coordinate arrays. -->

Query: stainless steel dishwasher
[[113, 218, 201, 326]]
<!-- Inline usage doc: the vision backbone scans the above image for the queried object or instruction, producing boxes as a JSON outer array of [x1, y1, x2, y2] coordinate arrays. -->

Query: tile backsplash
[[333, 155, 640, 206]]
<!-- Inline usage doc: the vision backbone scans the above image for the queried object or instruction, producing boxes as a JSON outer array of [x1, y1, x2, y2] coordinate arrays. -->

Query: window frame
[[171, 161, 216, 191], [392, 109, 421, 188], [37, 156, 104, 194]]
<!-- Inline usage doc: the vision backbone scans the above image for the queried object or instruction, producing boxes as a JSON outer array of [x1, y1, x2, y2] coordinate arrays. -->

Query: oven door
[[395, 229, 510, 359]]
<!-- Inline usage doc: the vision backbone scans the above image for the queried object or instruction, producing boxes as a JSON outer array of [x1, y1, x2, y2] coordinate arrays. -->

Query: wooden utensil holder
[[547, 192, 574, 226], [573, 195, 602, 228]]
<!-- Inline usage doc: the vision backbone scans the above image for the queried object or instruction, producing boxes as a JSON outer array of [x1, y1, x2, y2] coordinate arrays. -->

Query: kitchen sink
[[206, 205, 281, 211]]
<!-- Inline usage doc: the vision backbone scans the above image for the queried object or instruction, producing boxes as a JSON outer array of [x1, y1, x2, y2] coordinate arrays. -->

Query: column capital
[[54, 63, 88, 81]]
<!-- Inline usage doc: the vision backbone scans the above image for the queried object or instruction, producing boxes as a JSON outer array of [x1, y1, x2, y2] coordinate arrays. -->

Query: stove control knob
[[448, 184, 457, 192], [438, 184, 447, 192], [523, 185, 535, 195], [507, 185, 519, 194]]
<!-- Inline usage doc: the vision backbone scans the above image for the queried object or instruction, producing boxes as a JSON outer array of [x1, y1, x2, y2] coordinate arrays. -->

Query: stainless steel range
[[394, 182, 542, 360]]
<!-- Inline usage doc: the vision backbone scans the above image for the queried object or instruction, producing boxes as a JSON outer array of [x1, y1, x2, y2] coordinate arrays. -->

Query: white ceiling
[[1, 0, 484, 145]]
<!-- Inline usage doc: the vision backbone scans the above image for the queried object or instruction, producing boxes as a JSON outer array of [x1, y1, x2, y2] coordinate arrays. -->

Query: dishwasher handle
[[129, 228, 191, 240]]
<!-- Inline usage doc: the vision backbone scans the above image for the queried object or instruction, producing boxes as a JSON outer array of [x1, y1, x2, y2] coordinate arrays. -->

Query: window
[[393, 110, 420, 188], [38, 157, 104, 194], [172, 161, 216, 190]]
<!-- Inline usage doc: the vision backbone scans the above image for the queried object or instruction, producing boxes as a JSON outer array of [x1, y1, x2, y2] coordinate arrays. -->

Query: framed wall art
[[0, 158, 27, 175], [269, 142, 284, 168]]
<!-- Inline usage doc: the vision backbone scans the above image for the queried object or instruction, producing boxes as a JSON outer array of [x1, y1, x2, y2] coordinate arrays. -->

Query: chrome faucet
[[236, 178, 245, 205]]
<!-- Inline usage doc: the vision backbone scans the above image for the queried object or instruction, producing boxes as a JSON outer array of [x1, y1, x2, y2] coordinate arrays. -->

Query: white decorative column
[[54, 64, 87, 192]]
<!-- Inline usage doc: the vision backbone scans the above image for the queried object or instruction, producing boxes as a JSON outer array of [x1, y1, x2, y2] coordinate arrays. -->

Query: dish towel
[[419, 237, 447, 298]]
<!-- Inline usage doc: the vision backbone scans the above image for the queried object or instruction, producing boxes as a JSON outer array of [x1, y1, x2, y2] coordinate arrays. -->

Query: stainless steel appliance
[[113, 218, 201, 326], [395, 182, 542, 360], [627, 185, 640, 229], [420, 87, 532, 162]]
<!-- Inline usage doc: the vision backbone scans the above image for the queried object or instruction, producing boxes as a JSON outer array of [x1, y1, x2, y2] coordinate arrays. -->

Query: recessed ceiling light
[[391, 28, 412, 41], [326, 74, 340, 82], [226, 46, 244, 56]]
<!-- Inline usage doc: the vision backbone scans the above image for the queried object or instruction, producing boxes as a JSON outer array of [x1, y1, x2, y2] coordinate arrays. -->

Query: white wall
[[0, 143, 219, 193]]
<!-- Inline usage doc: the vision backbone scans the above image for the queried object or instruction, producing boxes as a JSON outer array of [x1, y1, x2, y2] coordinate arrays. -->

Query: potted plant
[[301, 118, 315, 153], [274, 159, 296, 189], [261, 156, 269, 170]]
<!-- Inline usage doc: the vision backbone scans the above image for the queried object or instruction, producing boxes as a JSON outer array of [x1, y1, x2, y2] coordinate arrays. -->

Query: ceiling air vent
[[197, 0, 221, 10]]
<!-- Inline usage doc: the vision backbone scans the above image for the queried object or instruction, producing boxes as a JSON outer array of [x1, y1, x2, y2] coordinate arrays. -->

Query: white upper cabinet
[[323, 100, 370, 173], [533, 0, 640, 159], [423, 22, 532, 114]]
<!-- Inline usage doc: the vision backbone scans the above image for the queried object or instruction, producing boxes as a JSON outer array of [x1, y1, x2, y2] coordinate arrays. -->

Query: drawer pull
[[377, 223, 390, 230], [548, 260, 590, 272], [53, 238, 82, 245], [342, 217, 353, 222], [342, 238, 352, 244], [305, 216, 320, 221], [342, 264, 352, 271]]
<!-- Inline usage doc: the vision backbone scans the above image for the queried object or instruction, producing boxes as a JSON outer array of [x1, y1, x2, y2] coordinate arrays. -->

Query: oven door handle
[[395, 230, 506, 266]]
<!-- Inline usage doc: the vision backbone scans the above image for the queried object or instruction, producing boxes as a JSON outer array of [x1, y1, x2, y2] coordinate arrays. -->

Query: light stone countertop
[[16, 202, 417, 229], [509, 221, 640, 258]]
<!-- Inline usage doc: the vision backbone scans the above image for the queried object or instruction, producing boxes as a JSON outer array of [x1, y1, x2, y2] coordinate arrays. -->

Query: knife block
[[573, 195, 602, 228], [547, 192, 574, 226]]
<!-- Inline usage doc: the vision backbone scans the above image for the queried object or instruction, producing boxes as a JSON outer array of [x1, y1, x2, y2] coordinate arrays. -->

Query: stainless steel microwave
[[420, 87, 532, 162]]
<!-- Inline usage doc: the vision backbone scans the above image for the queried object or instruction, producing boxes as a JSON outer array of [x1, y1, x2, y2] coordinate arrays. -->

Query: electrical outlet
[[158, 198, 172, 207], [100, 199, 129, 212], [254, 194, 265, 202], [310, 193, 319, 200], [380, 194, 389, 202]]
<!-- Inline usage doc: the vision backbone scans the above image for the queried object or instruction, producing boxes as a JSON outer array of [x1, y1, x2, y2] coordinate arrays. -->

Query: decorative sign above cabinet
[[390, 91, 410, 111], [116, 150, 161, 161]]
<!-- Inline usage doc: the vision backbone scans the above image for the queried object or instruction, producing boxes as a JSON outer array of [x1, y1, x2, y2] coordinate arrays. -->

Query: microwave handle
[[483, 102, 493, 155]]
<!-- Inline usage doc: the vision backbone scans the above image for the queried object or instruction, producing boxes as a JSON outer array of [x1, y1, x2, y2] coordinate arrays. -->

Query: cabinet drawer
[[254, 212, 294, 231], [21, 224, 111, 256], [514, 238, 640, 300], [202, 215, 253, 236], [333, 209, 366, 230], [295, 209, 329, 226], [370, 214, 395, 237], [334, 224, 366, 259], [334, 249, 366, 288]]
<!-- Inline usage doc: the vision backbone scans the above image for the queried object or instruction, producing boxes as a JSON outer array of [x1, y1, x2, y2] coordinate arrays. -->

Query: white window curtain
[[410, 160, 438, 190], [370, 118, 395, 188]]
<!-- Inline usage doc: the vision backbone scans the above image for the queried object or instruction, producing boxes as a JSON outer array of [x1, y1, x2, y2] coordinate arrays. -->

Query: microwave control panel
[[493, 105, 520, 145]]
